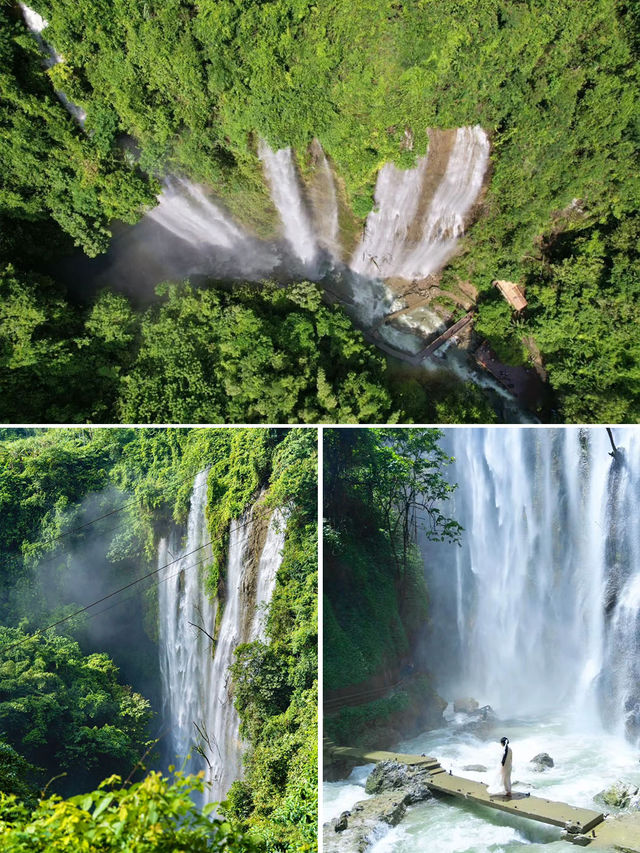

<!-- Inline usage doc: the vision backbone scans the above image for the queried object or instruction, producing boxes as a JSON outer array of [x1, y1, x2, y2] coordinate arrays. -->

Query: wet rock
[[463, 764, 488, 772], [454, 697, 479, 714], [595, 780, 640, 810], [323, 762, 434, 852], [456, 705, 497, 738], [530, 752, 554, 772], [333, 811, 349, 831], [365, 761, 411, 794]]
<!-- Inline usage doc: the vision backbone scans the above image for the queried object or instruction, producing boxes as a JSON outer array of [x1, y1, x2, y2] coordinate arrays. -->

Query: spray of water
[[420, 427, 640, 742]]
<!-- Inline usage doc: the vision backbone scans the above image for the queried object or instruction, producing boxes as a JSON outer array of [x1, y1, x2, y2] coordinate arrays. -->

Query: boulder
[[530, 753, 554, 772], [595, 780, 640, 810], [365, 761, 410, 794], [462, 764, 488, 773], [323, 767, 433, 853], [454, 697, 479, 714]]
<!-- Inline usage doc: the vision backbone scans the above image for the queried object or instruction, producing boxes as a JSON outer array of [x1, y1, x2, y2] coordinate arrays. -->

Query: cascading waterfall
[[19, 4, 87, 124], [158, 471, 215, 781], [419, 427, 640, 743], [258, 140, 320, 269], [350, 126, 489, 282], [146, 177, 278, 279], [158, 473, 287, 804], [350, 155, 431, 280], [148, 178, 247, 250], [309, 140, 341, 258]]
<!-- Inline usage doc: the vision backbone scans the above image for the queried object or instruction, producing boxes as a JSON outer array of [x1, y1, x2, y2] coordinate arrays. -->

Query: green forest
[[0, 427, 317, 851], [323, 428, 460, 746], [2, 0, 638, 423]]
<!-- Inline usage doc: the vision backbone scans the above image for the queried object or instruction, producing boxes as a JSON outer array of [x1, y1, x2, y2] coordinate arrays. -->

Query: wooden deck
[[323, 743, 624, 844]]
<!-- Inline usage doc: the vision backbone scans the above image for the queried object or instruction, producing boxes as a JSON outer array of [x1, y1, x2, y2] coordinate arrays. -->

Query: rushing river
[[324, 713, 640, 851]]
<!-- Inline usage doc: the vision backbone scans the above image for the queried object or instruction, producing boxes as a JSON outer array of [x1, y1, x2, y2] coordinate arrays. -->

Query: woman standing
[[499, 736, 513, 797]]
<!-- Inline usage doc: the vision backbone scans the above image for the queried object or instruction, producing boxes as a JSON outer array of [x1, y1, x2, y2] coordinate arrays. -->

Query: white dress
[[487, 745, 512, 795], [500, 746, 513, 794]]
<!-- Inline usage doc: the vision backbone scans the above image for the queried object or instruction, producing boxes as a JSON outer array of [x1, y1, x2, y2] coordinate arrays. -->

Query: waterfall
[[147, 178, 247, 250], [309, 140, 341, 258], [351, 126, 489, 281], [419, 427, 640, 743], [19, 3, 87, 125], [145, 177, 278, 280], [350, 155, 430, 279], [158, 471, 216, 780], [158, 473, 287, 803], [258, 140, 320, 269]]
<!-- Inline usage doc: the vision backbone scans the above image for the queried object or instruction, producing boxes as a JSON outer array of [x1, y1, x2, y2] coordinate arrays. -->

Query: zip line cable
[[71, 553, 210, 625], [0, 504, 275, 655]]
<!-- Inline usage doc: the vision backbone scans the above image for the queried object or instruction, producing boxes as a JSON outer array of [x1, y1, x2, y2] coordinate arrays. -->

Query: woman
[[499, 736, 512, 797]]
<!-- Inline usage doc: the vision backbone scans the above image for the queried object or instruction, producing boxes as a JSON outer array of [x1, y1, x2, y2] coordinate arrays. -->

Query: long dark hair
[[500, 736, 509, 766]]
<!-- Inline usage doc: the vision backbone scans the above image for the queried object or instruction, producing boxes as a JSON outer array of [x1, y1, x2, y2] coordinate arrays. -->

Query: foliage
[[0, 742, 37, 808], [0, 771, 253, 852], [0, 276, 397, 423], [0, 628, 152, 797], [0, 7, 155, 259], [0, 427, 318, 849], [323, 428, 460, 690]]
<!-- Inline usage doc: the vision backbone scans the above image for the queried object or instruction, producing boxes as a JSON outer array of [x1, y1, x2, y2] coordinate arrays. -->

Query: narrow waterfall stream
[[158, 472, 286, 804], [19, 3, 87, 124], [325, 427, 640, 850]]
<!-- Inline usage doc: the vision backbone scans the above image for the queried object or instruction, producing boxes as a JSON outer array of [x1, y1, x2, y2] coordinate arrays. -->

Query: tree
[[0, 629, 152, 796]]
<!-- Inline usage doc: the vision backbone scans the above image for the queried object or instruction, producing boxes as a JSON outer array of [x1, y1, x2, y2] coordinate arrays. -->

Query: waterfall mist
[[418, 427, 640, 744], [158, 472, 286, 803]]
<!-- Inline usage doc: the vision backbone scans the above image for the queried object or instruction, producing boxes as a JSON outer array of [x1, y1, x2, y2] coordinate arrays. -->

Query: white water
[[325, 718, 640, 853], [148, 178, 246, 250], [350, 155, 430, 279], [258, 140, 320, 269], [158, 471, 216, 781], [145, 177, 278, 280], [396, 126, 490, 279], [351, 126, 489, 282], [159, 474, 286, 804], [19, 4, 87, 125]]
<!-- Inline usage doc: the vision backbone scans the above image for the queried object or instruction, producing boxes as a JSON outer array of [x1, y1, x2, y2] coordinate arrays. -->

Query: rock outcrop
[[595, 780, 640, 810], [453, 697, 479, 714], [323, 762, 433, 853]]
